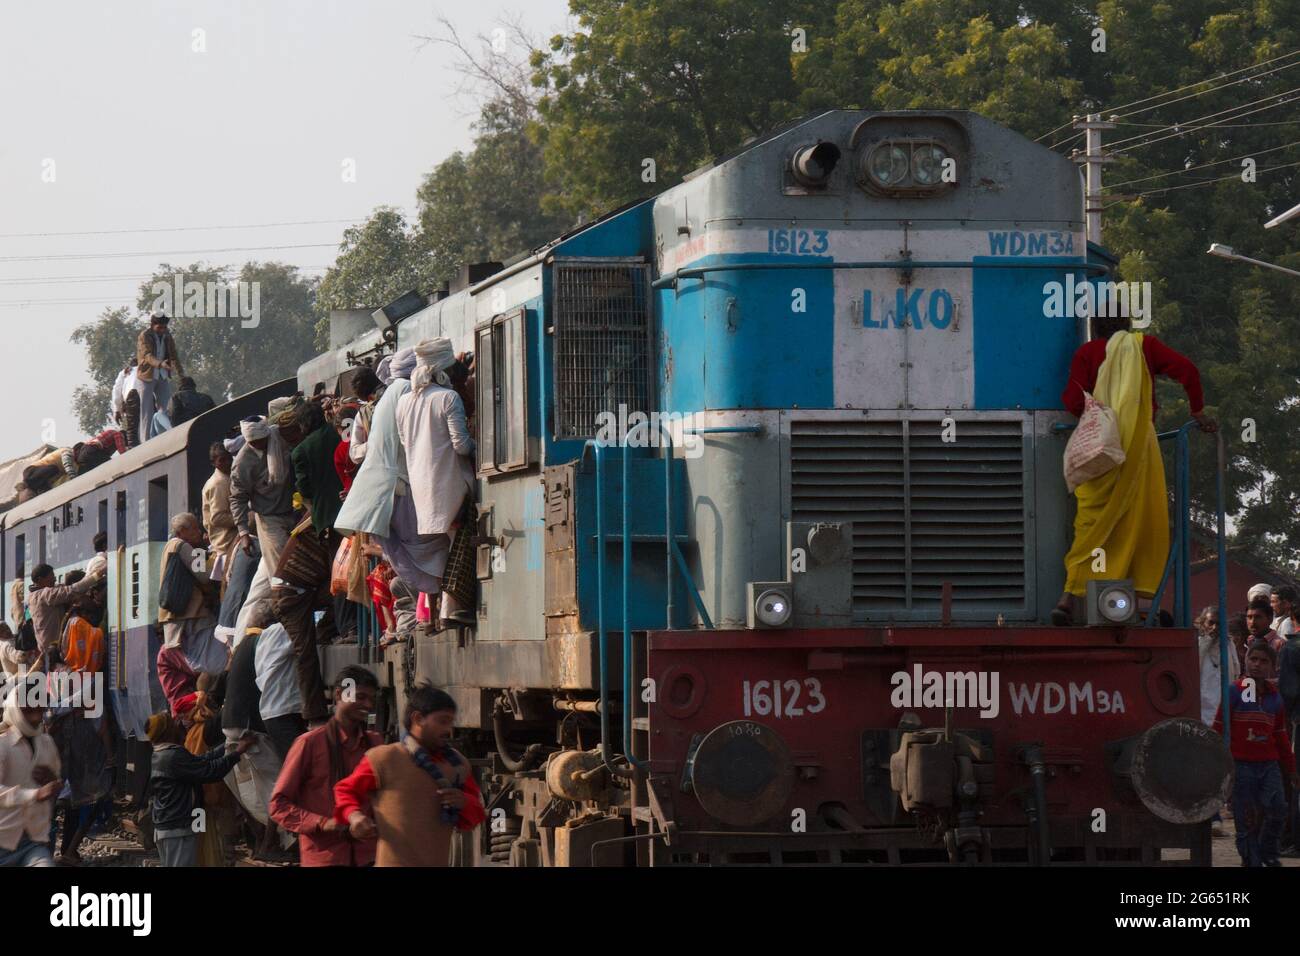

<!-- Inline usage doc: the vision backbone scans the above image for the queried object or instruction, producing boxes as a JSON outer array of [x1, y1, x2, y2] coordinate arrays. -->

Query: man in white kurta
[[394, 339, 475, 619], [334, 349, 415, 538]]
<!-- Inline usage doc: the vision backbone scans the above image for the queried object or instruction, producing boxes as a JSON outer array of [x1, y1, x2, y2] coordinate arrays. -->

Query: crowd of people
[[1198, 583, 1300, 867], [0, 333, 486, 867], [17, 313, 215, 502]]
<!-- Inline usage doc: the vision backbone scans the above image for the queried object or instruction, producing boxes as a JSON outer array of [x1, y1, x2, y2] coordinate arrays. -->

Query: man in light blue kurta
[[334, 350, 415, 538]]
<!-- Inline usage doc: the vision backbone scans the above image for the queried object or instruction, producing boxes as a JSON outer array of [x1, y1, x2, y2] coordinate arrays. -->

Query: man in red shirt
[[334, 684, 485, 867], [269, 665, 382, 866]]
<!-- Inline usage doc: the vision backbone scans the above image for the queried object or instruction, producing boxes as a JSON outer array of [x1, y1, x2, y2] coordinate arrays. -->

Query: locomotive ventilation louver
[[791, 418, 1027, 617]]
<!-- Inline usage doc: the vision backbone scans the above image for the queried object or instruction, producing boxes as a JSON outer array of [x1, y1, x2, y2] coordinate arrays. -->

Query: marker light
[[911, 144, 949, 185], [754, 588, 793, 628]]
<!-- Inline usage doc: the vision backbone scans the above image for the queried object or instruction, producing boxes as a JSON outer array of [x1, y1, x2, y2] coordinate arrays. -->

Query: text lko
[[49, 887, 151, 936]]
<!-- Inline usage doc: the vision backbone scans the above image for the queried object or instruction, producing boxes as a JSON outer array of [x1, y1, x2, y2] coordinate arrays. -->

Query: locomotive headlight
[[747, 582, 794, 629], [910, 144, 949, 185], [1087, 580, 1138, 625], [867, 144, 909, 187], [755, 590, 791, 627]]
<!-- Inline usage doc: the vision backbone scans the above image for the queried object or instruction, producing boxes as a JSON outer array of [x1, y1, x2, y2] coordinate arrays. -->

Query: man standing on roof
[[135, 312, 183, 446]]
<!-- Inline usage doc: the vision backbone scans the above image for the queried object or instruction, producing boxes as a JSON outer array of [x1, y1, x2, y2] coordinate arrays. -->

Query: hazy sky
[[0, 0, 569, 461]]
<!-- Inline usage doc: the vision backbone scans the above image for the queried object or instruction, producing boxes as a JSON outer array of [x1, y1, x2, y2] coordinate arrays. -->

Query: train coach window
[[551, 259, 652, 440], [38, 526, 46, 567], [476, 307, 528, 476], [14, 535, 24, 580]]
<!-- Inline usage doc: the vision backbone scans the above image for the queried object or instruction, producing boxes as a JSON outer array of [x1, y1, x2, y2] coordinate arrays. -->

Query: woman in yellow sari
[[1053, 315, 1216, 625]]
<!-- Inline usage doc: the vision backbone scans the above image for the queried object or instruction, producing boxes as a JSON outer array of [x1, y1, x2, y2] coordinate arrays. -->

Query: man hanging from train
[[291, 399, 357, 643], [203, 441, 239, 591], [1052, 311, 1216, 625], [134, 311, 183, 446], [229, 414, 296, 587], [27, 563, 105, 656], [393, 338, 477, 628], [156, 513, 228, 714]]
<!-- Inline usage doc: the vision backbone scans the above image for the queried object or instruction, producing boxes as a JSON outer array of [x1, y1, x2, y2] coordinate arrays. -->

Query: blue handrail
[[584, 424, 762, 775], [1056, 418, 1230, 738]]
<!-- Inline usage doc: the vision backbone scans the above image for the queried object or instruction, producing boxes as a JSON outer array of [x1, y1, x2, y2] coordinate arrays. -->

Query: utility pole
[[1071, 113, 1116, 246]]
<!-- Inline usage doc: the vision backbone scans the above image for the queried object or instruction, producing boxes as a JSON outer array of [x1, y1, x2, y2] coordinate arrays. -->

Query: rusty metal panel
[[544, 464, 578, 618]]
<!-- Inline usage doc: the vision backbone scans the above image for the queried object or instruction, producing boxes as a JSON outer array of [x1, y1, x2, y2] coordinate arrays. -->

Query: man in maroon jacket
[[268, 665, 382, 866]]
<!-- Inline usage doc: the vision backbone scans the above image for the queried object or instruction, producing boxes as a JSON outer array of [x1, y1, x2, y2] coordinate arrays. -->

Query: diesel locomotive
[[301, 109, 1232, 866], [1, 109, 1231, 866]]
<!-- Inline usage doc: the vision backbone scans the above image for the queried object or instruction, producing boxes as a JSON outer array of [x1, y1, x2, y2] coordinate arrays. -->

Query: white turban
[[375, 356, 394, 385], [390, 348, 418, 381], [4, 686, 39, 738], [223, 435, 246, 455], [411, 338, 456, 391], [240, 418, 271, 442], [1248, 583, 1274, 603], [267, 396, 295, 419]]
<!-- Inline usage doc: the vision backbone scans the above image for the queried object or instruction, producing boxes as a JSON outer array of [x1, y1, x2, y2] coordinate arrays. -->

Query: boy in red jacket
[[1213, 642, 1297, 866]]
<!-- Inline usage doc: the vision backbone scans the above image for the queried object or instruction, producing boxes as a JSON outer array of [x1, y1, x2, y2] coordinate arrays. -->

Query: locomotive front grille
[[790, 417, 1027, 618]]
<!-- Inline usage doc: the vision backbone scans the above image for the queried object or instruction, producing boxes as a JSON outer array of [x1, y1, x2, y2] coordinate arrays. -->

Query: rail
[[652, 258, 1112, 290]]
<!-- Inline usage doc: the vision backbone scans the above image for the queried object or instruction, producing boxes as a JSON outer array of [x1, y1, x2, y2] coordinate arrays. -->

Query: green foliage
[[70, 307, 144, 434], [415, 99, 573, 283], [314, 209, 432, 349]]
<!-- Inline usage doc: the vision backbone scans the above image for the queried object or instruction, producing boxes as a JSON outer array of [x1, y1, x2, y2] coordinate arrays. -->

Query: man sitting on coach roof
[[167, 376, 216, 428]]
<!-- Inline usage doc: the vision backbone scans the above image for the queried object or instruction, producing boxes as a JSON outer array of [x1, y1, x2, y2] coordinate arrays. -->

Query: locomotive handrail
[[583, 425, 760, 776], [1053, 418, 1231, 741], [653, 258, 1112, 290]]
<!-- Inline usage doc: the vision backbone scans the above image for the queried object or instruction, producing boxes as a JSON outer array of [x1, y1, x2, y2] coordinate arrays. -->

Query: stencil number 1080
[[741, 678, 827, 718]]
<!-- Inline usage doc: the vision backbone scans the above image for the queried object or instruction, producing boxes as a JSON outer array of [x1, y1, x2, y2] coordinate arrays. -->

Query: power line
[[0, 242, 340, 264], [1108, 49, 1300, 116], [0, 215, 408, 240], [1034, 49, 1300, 143], [1109, 90, 1300, 154], [1109, 85, 1300, 147], [1121, 159, 1300, 199], [1113, 119, 1300, 128], [1106, 139, 1300, 188], [0, 268, 331, 286], [1115, 55, 1300, 119]]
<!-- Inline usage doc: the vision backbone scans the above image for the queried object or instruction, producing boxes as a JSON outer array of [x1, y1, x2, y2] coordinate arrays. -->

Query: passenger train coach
[[0, 381, 295, 800], [297, 110, 1236, 867]]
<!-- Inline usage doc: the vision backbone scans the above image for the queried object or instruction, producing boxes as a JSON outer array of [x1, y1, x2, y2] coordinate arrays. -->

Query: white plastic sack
[[1063, 391, 1125, 493]]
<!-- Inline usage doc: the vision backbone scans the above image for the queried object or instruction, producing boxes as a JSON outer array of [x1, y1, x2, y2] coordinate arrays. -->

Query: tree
[[71, 307, 144, 434], [415, 97, 573, 281], [314, 208, 432, 349], [532, 0, 830, 220]]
